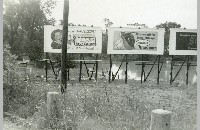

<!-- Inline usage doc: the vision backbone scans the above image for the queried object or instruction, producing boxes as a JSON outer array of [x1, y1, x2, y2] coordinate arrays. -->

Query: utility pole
[[61, 0, 69, 93]]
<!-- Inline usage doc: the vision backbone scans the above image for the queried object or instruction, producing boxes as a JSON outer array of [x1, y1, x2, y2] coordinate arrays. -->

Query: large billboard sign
[[169, 28, 197, 55], [107, 27, 165, 54], [44, 25, 102, 53]]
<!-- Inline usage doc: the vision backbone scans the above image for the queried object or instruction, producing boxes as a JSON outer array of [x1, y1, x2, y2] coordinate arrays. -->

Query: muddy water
[[27, 60, 197, 85], [99, 60, 197, 84]]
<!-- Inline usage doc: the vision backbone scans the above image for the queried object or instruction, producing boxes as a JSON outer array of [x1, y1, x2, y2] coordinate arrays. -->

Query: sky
[[51, 0, 197, 29]]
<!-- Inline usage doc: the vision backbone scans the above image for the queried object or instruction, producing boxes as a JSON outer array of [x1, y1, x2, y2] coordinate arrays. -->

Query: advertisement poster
[[169, 28, 197, 55], [107, 27, 165, 54], [176, 32, 197, 50], [44, 25, 102, 53]]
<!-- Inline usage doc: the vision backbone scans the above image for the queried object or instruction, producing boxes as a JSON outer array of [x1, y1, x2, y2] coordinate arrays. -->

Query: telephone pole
[[61, 0, 69, 93]]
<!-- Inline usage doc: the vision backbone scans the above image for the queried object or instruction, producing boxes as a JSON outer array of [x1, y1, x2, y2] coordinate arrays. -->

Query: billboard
[[107, 27, 165, 54], [44, 25, 102, 53], [169, 28, 197, 55]]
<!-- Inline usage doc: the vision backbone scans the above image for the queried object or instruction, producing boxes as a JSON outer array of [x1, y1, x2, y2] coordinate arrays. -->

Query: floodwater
[[25, 60, 197, 85], [98, 60, 197, 85]]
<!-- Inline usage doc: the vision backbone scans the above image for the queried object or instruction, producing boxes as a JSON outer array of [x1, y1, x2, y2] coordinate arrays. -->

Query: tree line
[[3, 0, 196, 63]]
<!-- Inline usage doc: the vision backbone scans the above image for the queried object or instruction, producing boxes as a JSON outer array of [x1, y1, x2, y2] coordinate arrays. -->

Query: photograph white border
[[107, 27, 165, 55], [169, 28, 197, 55], [1, 0, 3, 128]]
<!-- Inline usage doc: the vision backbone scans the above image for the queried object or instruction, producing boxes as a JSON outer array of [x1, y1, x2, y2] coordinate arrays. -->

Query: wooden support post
[[47, 92, 60, 128], [144, 56, 158, 82], [172, 56, 187, 84], [170, 56, 173, 85], [125, 54, 128, 84], [84, 61, 90, 77], [109, 54, 112, 83], [49, 60, 58, 79], [186, 55, 190, 85], [83, 55, 89, 78], [67, 69, 70, 81], [141, 55, 144, 84], [157, 55, 160, 85], [79, 54, 83, 83], [150, 109, 172, 130], [45, 59, 48, 82], [95, 54, 98, 81]]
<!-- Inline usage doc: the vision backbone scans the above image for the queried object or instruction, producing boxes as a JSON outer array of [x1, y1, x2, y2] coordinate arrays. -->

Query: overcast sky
[[51, 0, 197, 29]]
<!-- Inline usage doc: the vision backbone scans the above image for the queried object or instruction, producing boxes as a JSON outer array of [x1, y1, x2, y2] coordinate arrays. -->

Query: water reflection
[[127, 70, 141, 80], [107, 61, 196, 84]]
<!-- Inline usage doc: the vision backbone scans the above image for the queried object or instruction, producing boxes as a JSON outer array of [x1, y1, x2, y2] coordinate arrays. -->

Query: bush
[[3, 42, 35, 117]]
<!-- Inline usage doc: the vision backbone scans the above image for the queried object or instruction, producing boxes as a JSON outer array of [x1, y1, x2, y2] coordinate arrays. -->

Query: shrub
[[3, 42, 35, 117]]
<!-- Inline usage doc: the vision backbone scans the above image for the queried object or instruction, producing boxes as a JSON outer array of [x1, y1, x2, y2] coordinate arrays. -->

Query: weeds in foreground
[[25, 81, 197, 130], [4, 42, 196, 129]]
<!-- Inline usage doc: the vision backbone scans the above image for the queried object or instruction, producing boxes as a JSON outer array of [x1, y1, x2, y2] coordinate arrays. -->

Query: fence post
[[47, 92, 60, 128], [150, 109, 172, 130]]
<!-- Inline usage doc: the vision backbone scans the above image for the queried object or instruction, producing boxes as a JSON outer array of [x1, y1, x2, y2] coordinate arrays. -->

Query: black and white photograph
[[2, 0, 197, 130]]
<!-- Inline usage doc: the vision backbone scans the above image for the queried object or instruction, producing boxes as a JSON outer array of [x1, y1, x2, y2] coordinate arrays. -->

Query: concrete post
[[47, 92, 60, 128], [150, 109, 172, 130]]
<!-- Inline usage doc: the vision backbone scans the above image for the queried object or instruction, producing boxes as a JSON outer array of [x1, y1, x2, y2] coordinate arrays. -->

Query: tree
[[3, 0, 56, 60], [101, 18, 113, 58], [156, 21, 181, 58], [103, 18, 113, 34]]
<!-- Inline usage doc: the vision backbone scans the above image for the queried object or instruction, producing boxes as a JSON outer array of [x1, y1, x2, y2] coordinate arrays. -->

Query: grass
[[3, 65, 197, 130]]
